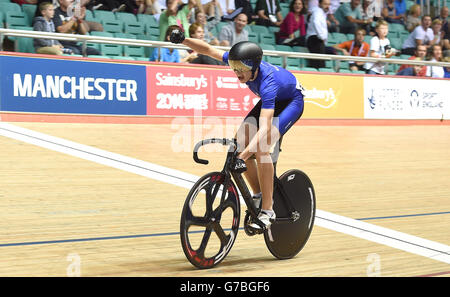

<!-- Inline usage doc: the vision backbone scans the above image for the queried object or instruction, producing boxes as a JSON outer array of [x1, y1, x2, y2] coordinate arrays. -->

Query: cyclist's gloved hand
[[170, 27, 185, 44], [230, 158, 247, 173]]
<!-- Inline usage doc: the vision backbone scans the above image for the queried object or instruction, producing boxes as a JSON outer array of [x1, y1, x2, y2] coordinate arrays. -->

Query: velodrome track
[[0, 115, 449, 276]]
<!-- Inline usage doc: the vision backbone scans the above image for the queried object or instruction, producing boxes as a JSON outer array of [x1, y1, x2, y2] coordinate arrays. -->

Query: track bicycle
[[180, 138, 316, 269]]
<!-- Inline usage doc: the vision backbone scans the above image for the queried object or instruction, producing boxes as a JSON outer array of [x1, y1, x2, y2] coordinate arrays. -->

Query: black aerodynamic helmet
[[228, 41, 263, 79]]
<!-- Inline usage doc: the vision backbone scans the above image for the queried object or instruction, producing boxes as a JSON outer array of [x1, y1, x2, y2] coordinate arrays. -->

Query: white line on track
[[1, 122, 449, 264]]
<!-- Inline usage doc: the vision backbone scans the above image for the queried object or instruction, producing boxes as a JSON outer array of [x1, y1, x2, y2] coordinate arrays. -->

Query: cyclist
[[170, 28, 305, 231]]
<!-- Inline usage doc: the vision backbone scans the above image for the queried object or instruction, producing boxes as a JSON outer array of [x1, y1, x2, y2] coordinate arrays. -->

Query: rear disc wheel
[[264, 169, 316, 259]]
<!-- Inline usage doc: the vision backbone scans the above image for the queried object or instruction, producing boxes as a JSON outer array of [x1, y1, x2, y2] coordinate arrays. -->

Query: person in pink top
[[276, 0, 307, 46]]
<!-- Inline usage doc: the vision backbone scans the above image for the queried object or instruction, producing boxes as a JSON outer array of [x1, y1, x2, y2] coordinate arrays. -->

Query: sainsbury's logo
[[155, 72, 207, 90], [304, 88, 337, 109]]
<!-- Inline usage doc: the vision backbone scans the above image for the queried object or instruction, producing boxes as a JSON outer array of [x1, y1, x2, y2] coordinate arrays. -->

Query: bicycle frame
[[193, 138, 299, 224]]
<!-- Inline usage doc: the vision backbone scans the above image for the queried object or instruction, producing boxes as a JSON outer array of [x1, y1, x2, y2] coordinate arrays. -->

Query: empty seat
[[259, 32, 276, 44], [124, 20, 145, 35], [16, 36, 34, 53], [300, 67, 318, 72], [318, 67, 335, 72], [101, 19, 123, 33], [390, 37, 402, 50], [275, 44, 292, 52], [260, 44, 275, 50], [115, 12, 137, 23], [250, 25, 269, 34], [94, 10, 116, 22], [114, 32, 137, 39], [90, 31, 115, 37], [136, 13, 158, 26], [266, 55, 283, 67], [124, 45, 146, 58], [21, 4, 36, 25], [0, 2, 21, 13], [286, 57, 301, 68], [5, 11, 30, 28], [100, 43, 123, 56], [247, 32, 258, 43]]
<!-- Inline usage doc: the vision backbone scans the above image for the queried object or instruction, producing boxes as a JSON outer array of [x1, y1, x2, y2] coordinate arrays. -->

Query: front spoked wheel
[[180, 172, 240, 269]]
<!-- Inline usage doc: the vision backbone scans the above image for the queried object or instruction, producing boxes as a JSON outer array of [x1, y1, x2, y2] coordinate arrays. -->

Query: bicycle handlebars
[[193, 138, 239, 165]]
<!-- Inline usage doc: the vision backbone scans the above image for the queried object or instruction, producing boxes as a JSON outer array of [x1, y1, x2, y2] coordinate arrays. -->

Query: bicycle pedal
[[246, 224, 265, 234]]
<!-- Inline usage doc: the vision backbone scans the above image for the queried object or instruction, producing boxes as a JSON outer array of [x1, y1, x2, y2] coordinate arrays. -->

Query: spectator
[[430, 19, 444, 47], [394, 0, 406, 16], [123, 0, 161, 15], [12, 0, 37, 4], [84, 0, 128, 12], [150, 25, 181, 62], [443, 31, 450, 58], [396, 44, 427, 76], [194, 10, 220, 45], [69, 0, 104, 32], [363, 20, 396, 74], [159, 0, 204, 41], [425, 44, 444, 78], [405, 4, 421, 32], [193, 0, 221, 20], [306, 0, 330, 68], [371, 0, 383, 19], [255, 0, 283, 27], [33, 2, 66, 55], [53, 0, 101, 55], [217, 0, 235, 18], [401, 15, 433, 55], [395, 57, 424, 76], [327, 0, 341, 33], [40, 0, 104, 31], [333, 28, 370, 71], [334, 0, 368, 34], [189, 23, 226, 65], [382, 0, 404, 25], [276, 0, 307, 46], [235, 0, 257, 23], [218, 13, 248, 46], [437, 7, 449, 57], [359, 0, 375, 35], [307, 0, 318, 12], [434, 6, 448, 32], [443, 56, 450, 78]]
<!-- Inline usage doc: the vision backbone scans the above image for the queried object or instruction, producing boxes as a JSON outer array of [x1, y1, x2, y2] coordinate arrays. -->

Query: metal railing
[[1, 28, 449, 73]]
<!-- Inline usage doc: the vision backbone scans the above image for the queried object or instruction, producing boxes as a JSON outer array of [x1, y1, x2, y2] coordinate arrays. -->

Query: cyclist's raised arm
[[183, 38, 225, 62], [170, 28, 225, 62]]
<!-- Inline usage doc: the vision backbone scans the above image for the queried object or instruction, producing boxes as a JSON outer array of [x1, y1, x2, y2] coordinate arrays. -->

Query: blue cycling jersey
[[222, 51, 304, 109]]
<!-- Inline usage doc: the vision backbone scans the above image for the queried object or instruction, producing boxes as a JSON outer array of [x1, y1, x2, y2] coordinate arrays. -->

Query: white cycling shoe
[[249, 210, 276, 231]]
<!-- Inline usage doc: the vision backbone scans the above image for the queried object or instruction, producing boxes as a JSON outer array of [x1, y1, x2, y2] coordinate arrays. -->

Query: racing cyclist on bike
[[170, 28, 305, 231]]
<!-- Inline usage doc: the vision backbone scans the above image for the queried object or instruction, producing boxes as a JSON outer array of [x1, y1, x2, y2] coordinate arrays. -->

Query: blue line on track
[[0, 211, 449, 248], [356, 211, 450, 221]]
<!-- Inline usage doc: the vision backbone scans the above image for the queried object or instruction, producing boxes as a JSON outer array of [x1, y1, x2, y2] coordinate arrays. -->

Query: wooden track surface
[[0, 121, 449, 276]]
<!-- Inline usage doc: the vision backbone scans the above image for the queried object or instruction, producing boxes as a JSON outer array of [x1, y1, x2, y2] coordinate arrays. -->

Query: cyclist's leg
[[235, 101, 261, 195], [275, 98, 304, 136], [255, 98, 304, 222]]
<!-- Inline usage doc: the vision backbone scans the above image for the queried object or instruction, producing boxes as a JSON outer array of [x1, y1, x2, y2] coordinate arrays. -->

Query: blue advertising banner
[[0, 55, 147, 115]]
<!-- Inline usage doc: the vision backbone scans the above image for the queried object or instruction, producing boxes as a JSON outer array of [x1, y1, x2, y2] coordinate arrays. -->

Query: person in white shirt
[[401, 15, 433, 55], [306, 0, 330, 68], [364, 20, 396, 74], [218, 0, 235, 17], [218, 13, 249, 46], [425, 44, 445, 78]]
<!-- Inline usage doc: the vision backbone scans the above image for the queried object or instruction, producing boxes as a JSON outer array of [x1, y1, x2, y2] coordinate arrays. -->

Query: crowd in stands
[[3, 0, 449, 77]]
